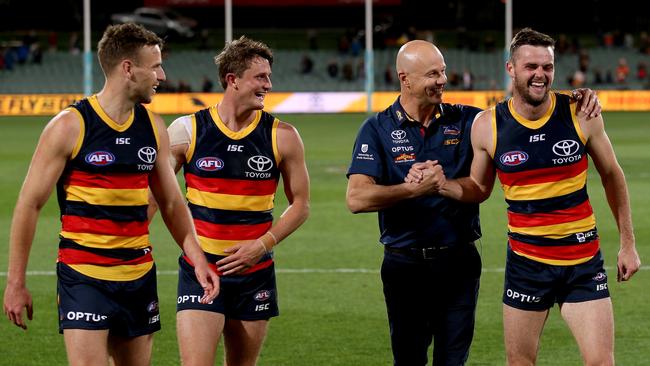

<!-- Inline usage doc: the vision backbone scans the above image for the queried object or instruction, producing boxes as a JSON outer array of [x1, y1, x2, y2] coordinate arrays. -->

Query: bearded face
[[508, 45, 555, 107]]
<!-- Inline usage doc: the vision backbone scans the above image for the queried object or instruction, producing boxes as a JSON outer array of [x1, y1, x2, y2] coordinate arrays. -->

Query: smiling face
[[228, 56, 272, 110], [397, 41, 447, 107], [508, 44, 555, 107], [128, 45, 165, 104]]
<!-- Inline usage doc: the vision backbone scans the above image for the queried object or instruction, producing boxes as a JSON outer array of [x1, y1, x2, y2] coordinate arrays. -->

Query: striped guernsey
[[57, 95, 159, 281], [183, 106, 280, 267], [492, 92, 598, 265]]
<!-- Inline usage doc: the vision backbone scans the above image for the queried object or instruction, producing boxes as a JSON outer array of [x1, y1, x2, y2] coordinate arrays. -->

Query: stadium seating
[[1, 48, 648, 93]]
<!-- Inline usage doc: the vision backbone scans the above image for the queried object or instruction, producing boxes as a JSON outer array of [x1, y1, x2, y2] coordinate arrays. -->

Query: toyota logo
[[391, 130, 407, 140], [138, 146, 157, 163], [247, 155, 273, 172], [552, 140, 579, 157]]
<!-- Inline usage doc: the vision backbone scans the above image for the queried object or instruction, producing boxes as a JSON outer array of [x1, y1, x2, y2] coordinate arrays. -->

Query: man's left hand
[[617, 245, 641, 282], [571, 88, 602, 118]]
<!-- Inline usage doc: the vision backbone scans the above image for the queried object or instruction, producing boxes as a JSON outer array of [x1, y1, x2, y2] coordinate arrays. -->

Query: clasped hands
[[404, 160, 447, 195]]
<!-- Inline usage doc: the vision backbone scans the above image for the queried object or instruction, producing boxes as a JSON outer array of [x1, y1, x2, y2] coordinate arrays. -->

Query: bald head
[[396, 40, 444, 74]]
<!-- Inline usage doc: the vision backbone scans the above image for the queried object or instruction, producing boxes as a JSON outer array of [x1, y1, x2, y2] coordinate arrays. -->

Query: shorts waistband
[[182, 254, 273, 276], [384, 242, 475, 260]]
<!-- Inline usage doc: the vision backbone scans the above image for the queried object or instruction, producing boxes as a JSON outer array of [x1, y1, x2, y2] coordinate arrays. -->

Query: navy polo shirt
[[347, 97, 482, 248]]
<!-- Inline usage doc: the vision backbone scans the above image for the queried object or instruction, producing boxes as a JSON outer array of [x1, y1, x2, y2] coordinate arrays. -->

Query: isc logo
[[85, 151, 115, 166], [255, 303, 270, 312], [196, 157, 224, 171], [499, 151, 528, 166]]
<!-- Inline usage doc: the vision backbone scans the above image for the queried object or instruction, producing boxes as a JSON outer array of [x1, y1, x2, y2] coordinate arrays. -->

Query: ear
[[398, 72, 409, 87], [225, 73, 238, 90], [121, 59, 135, 79], [506, 61, 515, 78]]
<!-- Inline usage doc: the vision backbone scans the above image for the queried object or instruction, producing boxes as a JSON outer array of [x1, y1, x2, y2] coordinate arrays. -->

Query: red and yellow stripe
[[510, 238, 599, 265]]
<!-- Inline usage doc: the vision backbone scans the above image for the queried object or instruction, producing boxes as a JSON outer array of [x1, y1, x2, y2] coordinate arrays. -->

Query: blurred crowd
[[2, 28, 650, 92]]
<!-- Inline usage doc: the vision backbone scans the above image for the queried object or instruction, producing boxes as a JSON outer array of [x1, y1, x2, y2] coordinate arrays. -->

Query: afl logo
[[247, 155, 273, 172], [391, 130, 407, 140], [137, 146, 157, 164], [254, 290, 271, 302], [500, 151, 528, 166], [85, 151, 115, 166], [196, 157, 224, 171], [592, 272, 607, 281], [146, 301, 159, 313], [552, 140, 579, 157]]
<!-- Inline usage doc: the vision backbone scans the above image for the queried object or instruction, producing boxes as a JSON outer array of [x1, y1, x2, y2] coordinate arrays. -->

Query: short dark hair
[[214, 36, 274, 90], [97, 23, 163, 75], [509, 28, 555, 62]]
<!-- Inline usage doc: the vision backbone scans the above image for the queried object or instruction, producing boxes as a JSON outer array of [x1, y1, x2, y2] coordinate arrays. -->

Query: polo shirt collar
[[391, 96, 444, 128]]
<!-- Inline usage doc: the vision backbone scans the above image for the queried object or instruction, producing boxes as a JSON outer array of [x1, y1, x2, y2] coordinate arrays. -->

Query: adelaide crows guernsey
[[184, 106, 280, 258], [492, 92, 598, 265], [57, 95, 159, 281]]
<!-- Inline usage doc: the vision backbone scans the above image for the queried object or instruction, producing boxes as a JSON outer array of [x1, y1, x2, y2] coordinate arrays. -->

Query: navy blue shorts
[[56, 262, 160, 337], [381, 243, 481, 366], [503, 246, 610, 311], [177, 255, 279, 320]]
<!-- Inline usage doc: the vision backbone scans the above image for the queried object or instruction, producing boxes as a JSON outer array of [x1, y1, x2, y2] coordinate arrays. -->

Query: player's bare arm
[[3, 110, 80, 329], [217, 121, 310, 275], [167, 115, 193, 173], [147, 115, 191, 220], [578, 113, 640, 281], [347, 172, 440, 213], [435, 109, 496, 203], [148, 113, 219, 302]]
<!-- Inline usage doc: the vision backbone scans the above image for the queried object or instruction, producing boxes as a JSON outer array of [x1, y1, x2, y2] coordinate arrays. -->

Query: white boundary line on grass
[[1, 266, 649, 277]]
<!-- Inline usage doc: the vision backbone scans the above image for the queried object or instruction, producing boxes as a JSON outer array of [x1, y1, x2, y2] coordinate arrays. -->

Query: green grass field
[[0, 112, 648, 365]]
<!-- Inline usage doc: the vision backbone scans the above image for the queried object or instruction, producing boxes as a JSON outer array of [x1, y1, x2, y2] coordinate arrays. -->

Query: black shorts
[[503, 246, 610, 311], [177, 255, 279, 320], [57, 262, 160, 337]]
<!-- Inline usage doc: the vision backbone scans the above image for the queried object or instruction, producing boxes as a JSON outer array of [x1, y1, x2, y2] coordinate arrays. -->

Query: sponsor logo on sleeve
[[355, 143, 374, 161]]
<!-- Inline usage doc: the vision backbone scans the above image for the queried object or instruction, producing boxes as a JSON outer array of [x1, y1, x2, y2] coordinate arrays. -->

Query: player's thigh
[[223, 318, 269, 365], [177, 310, 226, 366], [108, 333, 153, 366], [503, 304, 549, 364], [560, 298, 614, 365], [63, 328, 110, 366]]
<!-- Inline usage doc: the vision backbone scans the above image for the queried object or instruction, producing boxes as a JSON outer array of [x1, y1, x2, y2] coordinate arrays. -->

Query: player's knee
[[582, 351, 614, 366], [505, 349, 537, 366]]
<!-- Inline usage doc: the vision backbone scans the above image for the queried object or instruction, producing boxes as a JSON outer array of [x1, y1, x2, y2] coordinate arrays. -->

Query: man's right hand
[[192, 263, 220, 304], [3, 283, 33, 330], [405, 160, 447, 195]]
